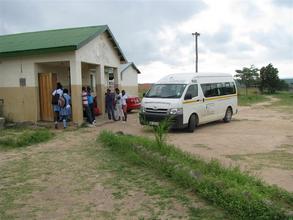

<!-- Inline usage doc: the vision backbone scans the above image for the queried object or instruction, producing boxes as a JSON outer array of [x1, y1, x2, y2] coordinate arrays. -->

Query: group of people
[[52, 82, 128, 129], [105, 88, 128, 122]]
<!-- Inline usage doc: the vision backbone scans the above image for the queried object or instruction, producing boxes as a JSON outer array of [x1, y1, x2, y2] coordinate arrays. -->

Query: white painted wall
[[121, 66, 138, 86], [120, 66, 139, 96], [0, 52, 74, 87], [76, 32, 122, 86]]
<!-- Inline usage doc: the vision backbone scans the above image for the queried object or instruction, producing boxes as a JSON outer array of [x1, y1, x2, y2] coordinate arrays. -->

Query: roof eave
[[0, 46, 76, 58], [104, 27, 128, 63], [121, 62, 141, 74], [75, 25, 127, 64]]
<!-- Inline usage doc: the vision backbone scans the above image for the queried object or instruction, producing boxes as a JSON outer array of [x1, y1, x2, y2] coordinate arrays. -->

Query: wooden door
[[39, 73, 54, 121]]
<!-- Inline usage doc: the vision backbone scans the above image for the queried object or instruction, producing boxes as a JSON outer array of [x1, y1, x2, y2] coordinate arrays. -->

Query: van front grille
[[146, 108, 168, 114]]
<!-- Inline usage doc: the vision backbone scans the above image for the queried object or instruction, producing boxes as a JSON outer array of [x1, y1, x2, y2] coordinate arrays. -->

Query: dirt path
[[97, 97, 293, 192], [0, 127, 230, 219]]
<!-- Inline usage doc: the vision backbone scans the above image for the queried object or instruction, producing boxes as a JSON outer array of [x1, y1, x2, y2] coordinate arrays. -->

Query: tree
[[235, 65, 259, 96], [259, 63, 280, 94]]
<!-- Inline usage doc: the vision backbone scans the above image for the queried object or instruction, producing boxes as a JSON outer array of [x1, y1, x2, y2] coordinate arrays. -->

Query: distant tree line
[[234, 63, 289, 95]]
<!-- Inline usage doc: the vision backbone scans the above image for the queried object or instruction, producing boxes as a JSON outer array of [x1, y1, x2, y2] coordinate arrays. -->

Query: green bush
[[0, 129, 54, 149], [99, 131, 293, 220]]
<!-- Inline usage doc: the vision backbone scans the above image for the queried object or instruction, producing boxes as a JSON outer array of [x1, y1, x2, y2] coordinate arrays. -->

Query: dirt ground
[[0, 124, 230, 219], [1, 97, 292, 219], [98, 97, 293, 192]]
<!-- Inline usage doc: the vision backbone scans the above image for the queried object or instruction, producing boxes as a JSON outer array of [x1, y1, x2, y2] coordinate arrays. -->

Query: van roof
[[157, 72, 233, 84]]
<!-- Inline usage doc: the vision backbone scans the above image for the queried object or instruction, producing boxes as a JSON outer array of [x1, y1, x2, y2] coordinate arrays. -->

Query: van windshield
[[145, 84, 187, 98]]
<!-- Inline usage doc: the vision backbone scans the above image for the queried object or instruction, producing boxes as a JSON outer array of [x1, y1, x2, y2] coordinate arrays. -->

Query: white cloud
[[139, 0, 293, 82], [0, 0, 292, 82]]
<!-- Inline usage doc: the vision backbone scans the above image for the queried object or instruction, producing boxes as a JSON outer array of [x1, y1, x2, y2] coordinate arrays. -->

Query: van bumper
[[139, 113, 186, 129]]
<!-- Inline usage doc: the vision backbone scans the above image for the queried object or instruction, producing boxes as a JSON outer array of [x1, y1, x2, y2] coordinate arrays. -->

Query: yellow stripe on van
[[205, 94, 237, 101], [182, 100, 200, 104], [182, 94, 237, 104]]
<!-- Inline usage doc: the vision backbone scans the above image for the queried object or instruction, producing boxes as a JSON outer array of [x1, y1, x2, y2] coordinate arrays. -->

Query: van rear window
[[201, 82, 236, 97]]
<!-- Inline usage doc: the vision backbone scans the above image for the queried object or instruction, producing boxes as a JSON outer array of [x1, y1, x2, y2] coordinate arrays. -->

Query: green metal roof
[[0, 25, 127, 62]]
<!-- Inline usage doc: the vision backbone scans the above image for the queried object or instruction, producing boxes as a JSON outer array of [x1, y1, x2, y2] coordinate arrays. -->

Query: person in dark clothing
[[105, 89, 115, 120], [52, 82, 63, 129], [82, 86, 94, 126], [87, 86, 96, 123]]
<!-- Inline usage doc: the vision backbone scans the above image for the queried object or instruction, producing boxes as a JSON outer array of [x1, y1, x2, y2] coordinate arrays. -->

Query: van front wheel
[[223, 107, 233, 122], [187, 114, 197, 132]]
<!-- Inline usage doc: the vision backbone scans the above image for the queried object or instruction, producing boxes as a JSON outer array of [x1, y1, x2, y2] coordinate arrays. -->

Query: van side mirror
[[184, 93, 192, 100], [142, 93, 146, 97]]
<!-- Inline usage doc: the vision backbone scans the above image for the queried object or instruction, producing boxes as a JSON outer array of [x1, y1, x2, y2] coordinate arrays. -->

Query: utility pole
[[192, 32, 200, 73]]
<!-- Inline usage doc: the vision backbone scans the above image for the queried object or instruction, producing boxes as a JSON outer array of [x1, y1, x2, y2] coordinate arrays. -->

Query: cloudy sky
[[0, 0, 292, 82]]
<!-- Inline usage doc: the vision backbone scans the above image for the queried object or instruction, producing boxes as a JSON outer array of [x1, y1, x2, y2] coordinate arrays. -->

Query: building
[[0, 25, 139, 124], [120, 62, 141, 96]]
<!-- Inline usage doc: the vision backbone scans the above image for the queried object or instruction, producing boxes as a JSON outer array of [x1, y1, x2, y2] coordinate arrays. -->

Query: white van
[[139, 73, 238, 132]]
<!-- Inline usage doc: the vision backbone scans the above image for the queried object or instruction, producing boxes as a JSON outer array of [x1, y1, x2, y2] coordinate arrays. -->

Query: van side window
[[201, 82, 236, 97], [201, 84, 213, 97], [186, 84, 198, 98], [230, 82, 236, 94]]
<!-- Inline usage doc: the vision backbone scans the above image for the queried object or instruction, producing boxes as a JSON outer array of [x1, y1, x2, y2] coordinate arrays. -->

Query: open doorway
[[36, 61, 70, 121]]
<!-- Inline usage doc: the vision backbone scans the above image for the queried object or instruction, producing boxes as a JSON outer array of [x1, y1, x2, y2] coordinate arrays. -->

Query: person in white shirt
[[52, 82, 63, 129], [121, 90, 128, 122], [115, 88, 124, 121]]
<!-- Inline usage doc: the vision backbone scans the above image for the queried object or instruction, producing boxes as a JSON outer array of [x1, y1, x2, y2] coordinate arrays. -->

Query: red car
[[126, 96, 141, 112], [93, 96, 101, 116]]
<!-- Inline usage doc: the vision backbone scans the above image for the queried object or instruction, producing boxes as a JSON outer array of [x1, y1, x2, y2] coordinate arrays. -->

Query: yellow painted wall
[[120, 86, 138, 97], [0, 87, 37, 122]]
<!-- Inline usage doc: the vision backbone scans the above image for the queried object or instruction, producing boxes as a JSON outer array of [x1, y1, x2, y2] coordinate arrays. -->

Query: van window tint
[[186, 84, 198, 98], [201, 82, 236, 97]]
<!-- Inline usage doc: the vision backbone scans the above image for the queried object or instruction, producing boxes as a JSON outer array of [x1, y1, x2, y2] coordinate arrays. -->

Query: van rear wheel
[[223, 107, 232, 122], [187, 114, 197, 132]]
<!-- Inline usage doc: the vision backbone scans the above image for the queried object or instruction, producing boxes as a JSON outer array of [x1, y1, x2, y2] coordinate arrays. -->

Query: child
[[82, 86, 94, 126], [52, 82, 63, 129], [60, 89, 71, 129], [87, 86, 96, 124]]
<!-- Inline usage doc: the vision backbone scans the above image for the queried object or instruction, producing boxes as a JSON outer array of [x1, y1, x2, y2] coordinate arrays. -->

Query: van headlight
[[169, 108, 183, 115]]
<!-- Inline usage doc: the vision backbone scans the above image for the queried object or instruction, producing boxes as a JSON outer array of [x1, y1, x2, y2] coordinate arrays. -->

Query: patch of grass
[[238, 94, 269, 106], [99, 143, 230, 219], [0, 156, 45, 219], [99, 131, 293, 220], [227, 149, 293, 170], [271, 92, 293, 106], [237, 87, 261, 96], [270, 92, 293, 113], [0, 129, 53, 150], [278, 144, 293, 150]]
